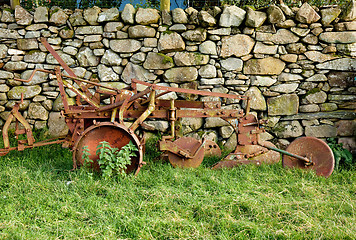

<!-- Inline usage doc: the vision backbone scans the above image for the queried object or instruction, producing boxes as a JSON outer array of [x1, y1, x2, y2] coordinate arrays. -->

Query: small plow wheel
[[283, 137, 334, 177], [73, 122, 143, 174], [167, 137, 205, 168]]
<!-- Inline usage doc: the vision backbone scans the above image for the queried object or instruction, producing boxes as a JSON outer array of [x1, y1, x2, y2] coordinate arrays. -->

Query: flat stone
[[0, 70, 13, 79], [136, 8, 160, 25], [335, 120, 356, 136], [253, 42, 278, 55], [75, 26, 103, 35], [158, 32, 185, 53], [319, 32, 356, 44], [17, 39, 38, 50], [270, 83, 299, 93], [273, 120, 303, 138], [163, 67, 198, 83], [21, 69, 48, 85], [200, 78, 224, 85], [251, 76, 276, 86], [3, 61, 27, 71], [305, 125, 337, 138], [299, 104, 320, 112], [128, 25, 156, 38], [110, 39, 141, 53], [304, 51, 337, 63], [174, 52, 209, 66], [244, 57, 285, 75], [208, 28, 231, 35], [280, 54, 298, 63], [122, 62, 157, 84], [286, 43, 307, 54], [220, 57, 243, 71], [142, 120, 169, 132], [169, 24, 187, 31], [320, 103, 338, 112], [100, 49, 122, 66], [282, 111, 356, 120], [219, 5, 246, 27], [278, 73, 303, 82], [267, 94, 299, 116], [291, 27, 310, 37], [143, 52, 174, 69], [220, 34, 255, 58], [199, 40, 217, 55], [316, 58, 356, 71], [205, 117, 229, 128], [306, 73, 327, 82], [8, 85, 42, 99], [182, 28, 207, 42], [0, 28, 20, 39]]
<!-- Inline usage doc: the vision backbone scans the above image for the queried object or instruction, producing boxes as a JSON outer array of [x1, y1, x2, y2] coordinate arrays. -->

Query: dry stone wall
[[0, 2, 355, 151]]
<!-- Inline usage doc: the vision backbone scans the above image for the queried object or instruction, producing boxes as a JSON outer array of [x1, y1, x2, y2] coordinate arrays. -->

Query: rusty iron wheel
[[167, 137, 205, 168], [73, 122, 143, 174], [283, 136, 334, 177]]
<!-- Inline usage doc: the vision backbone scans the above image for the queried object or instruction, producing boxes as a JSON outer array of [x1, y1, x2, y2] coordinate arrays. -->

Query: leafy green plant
[[82, 141, 137, 178], [327, 138, 354, 171]]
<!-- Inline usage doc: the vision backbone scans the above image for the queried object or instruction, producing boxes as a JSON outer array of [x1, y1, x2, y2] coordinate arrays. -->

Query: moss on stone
[[305, 88, 321, 96], [157, 53, 173, 65]]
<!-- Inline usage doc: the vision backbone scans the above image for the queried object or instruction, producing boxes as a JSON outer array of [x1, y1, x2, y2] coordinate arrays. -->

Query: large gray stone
[[244, 86, 266, 110], [219, 6, 246, 27], [296, 2, 320, 24], [28, 103, 48, 120], [282, 111, 356, 120], [267, 94, 299, 116], [172, 8, 188, 23], [17, 39, 38, 50], [181, 117, 203, 134], [0, 70, 14, 79], [256, 29, 299, 44], [34, 6, 49, 23], [84, 6, 100, 25], [251, 76, 276, 86], [267, 5, 285, 24], [0, 28, 20, 39], [306, 90, 327, 104], [174, 52, 209, 66], [98, 8, 120, 22], [305, 125, 337, 138], [163, 67, 198, 83], [321, 7, 341, 25], [204, 117, 229, 128], [245, 8, 266, 27], [21, 70, 48, 85], [135, 8, 160, 25], [316, 58, 356, 71], [304, 51, 337, 63], [199, 41, 217, 55], [122, 62, 157, 84], [48, 112, 69, 137], [49, 9, 68, 26], [142, 120, 169, 132], [143, 52, 174, 69], [76, 47, 100, 67], [220, 34, 255, 58], [3, 61, 27, 71], [1, 10, 15, 23], [75, 26, 103, 35], [199, 65, 216, 78], [244, 57, 285, 75], [110, 39, 141, 53], [319, 32, 356, 44], [15, 5, 33, 25], [220, 57, 243, 71], [342, 0, 356, 21], [8, 85, 42, 99], [273, 120, 303, 138], [101, 49, 122, 66], [270, 83, 299, 93], [121, 4, 135, 24], [182, 28, 207, 42], [128, 25, 156, 38], [253, 42, 278, 55], [306, 74, 327, 82], [69, 10, 86, 26], [98, 64, 120, 82], [278, 73, 303, 82], [24, 51, 46, 63], [158, 32, 185, 53], [199, 11, 216, 27]]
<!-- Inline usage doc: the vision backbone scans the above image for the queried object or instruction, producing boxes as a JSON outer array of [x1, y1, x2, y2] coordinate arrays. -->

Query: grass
[[0, 142, 355, 239]]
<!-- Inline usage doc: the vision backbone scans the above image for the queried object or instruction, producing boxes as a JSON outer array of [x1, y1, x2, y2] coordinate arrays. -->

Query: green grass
[[0, 143, 355, 239]]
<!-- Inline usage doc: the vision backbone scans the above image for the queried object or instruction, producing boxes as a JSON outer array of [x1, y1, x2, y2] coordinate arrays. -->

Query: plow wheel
[[283, 137, 334, 177], [167, 137, 205, 168], [73, 122, 143, 174], [212, 141, 280, 169]]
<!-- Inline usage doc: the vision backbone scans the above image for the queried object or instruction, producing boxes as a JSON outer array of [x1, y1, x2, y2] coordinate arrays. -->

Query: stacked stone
[[0, 2, 354, 150]]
